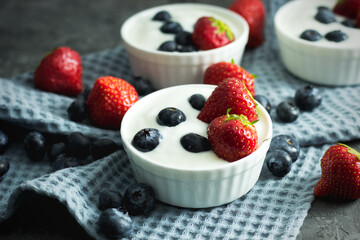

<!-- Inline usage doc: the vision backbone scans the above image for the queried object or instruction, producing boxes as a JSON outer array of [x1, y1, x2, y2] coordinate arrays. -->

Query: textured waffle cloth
[[1, 0, 360, 239]]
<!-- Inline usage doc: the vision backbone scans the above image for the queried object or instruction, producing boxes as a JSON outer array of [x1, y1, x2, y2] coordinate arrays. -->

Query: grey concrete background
[[0, 0, 360, 239]]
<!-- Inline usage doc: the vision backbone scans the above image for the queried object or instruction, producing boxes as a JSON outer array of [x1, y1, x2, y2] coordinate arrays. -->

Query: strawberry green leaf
[[338, 143, 360, 160], [209, 17, 234, 41]]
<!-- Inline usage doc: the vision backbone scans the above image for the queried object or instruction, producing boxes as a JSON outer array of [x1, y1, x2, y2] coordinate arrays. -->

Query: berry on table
[[98, 208, 133, 239], [98, 190, 123, 211], [91, 138, 121, 160], [299, 29, 322, 42], [265, 150, 293, 177], [294, 85, 322, 111], [129, 76, 156, 96], [269, 135, 300, 162], [0, 130, 9, 154], [0, 156, 10, 178], [47, 142, 67, 162], [156, 107, 186, 127], [325, 30, 348, 42], [123, 183, 156, 216], [188, 94, 206, 110], [52, 153, 80, 171], [180, 133, 211, 153], [66, 132, 91, 159], [131, 128, 162, 152], [254, 95, 272, 113], [24, 131, 46, 161], [276, 101, 299, 123], [67, 97, 89, 122]]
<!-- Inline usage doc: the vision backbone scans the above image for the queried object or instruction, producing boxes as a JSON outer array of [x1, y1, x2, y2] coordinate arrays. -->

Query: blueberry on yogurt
[[132, 128, 162, 152], [325, 30, 348, 42], [180, 133, 211, 153], [160, 21, 183, 34], [299, 29, 322, 42], [189, 94, 206, 110], [315, 7, 336, 24], [341, 19, 356, 28], [175, 31, 193, 46], [158, 40, 178, 52], [157, 107, 186, 127], [152, 10, 172, 22]]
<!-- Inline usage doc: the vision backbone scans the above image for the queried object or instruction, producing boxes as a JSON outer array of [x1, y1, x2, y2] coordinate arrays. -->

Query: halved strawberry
[[86, 76, 139, 129], [207, 109, 258, 162], [314, 143, 360, 200], [203, 60, 256, 96], [198, 78, 257, 123], [192, 16, 235, 50]]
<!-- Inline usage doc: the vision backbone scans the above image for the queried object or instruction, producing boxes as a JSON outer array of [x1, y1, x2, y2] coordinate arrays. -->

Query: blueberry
[[152, 10, 171, 22], [315, 7, 336, 24], [0, 156, 10, 178], [299, 29, 322, 42], [91, 138, 121, 160], [178, 44, 198, 52], [276, 101, 299, 123], [52, 153, 80, 171], [158, 40, 178, 52], [189, 94, 206, 110], [67, 98, 89, 122], [24, 131, 46, 161], [130, 76, 156, 96], [66, 132, 91, 158], [0, 130, 9, 154], [160, 21, 183, 34], [98, 208, 133, 239], [341, 19, 356, 28], [269, 135, 300, 162], [254, 95, 272, 113], [265, 150, 292, 177], [180, 133, 211, 153], [156, 107, 186, 127], [98, 190, 123, 211], [294, 85, 322, 111], [131, 128, 162, 152], [123, 183, 156, 216], [47, 142, 66, 162], [325, 30, 348, 42], [81, 83, 92, 100], [175, 31, 193, 46]]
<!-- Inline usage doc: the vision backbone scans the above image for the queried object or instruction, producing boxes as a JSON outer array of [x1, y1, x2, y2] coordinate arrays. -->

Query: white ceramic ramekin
[[274, 0, 360, 86], [120, 84, 272, 208], [120, 3, 249, 89]]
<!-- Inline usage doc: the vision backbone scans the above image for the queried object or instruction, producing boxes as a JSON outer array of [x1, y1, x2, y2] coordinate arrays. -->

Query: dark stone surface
[[0, 0, 360, 239]]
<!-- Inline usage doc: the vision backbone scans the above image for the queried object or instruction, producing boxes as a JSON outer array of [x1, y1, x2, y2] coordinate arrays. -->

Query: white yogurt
[[278, 0, 360, 48], [121, 85, 270, 170], [123, 5, 243, 51]]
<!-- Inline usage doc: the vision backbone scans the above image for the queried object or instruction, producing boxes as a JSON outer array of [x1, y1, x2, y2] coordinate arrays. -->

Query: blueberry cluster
[[23, 131, 121, 171], [132, 93, 210, 153], [97, 183, 156, 239], [153, 10, 198, 52], [276, 85, 322, 123], [67, 77, 156, 124], [0, 129, 10, 178], [299, 6, 350, 42], [265, 135, 301, 177]]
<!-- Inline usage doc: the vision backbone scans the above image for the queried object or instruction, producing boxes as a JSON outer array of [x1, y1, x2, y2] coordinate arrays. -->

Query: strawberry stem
[[224, 108, 258, 126]]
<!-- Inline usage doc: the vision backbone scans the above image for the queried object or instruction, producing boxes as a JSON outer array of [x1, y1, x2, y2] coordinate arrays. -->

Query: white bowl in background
[[274, 0, 360, 86], [120, 3, 249, 89], [120, 84, 272, 208]]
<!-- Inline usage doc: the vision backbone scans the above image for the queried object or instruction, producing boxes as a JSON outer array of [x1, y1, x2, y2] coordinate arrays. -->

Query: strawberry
[[207, 109, 258, 162], [357, 11, 360, 28], [314, 143, 360, 200], [203, 60, 256, 96], [34, 46, 82, 96], [333, 0, 360, 19], [192, 16, 235, 50], [86, 76, 139, 129], [198, 78, 257, 123], [229, 0, 266, 48]]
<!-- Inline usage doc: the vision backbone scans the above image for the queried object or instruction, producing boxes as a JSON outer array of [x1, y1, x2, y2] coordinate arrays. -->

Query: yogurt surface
[[277, 0, 360, 48], [122, 4, 245, 51], [121, 85, 270, 170]]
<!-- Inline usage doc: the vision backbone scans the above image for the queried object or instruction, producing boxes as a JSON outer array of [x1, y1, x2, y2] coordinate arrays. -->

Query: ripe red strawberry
[[86, 76, 139, 129], [357, 11, 360, 28], [207, 109, 258, 162], [34, 46, 82, 96], [314, 143, 360, 200], [198, 78, 257, 123], [192, 16, 235, 50], [333, 0, 360, 19], [229, 0, 266, 48], [203, 60, 256, 96]]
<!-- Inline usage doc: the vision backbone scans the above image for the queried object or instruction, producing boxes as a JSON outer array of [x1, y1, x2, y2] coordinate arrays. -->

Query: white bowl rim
[[274, 0, 360, 51], [120, 3, 249, 57], [120, 84, 273, 174]]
